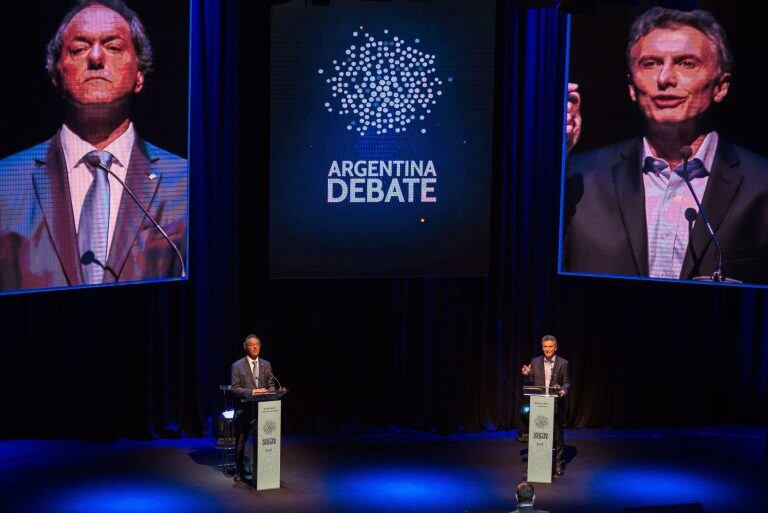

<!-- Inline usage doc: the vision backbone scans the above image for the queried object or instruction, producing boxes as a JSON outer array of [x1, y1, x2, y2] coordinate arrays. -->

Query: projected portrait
[[0, 0, 188, 294], [561, 6, 768, 286]]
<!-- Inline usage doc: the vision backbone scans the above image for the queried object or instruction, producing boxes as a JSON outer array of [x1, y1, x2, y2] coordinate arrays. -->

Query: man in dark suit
[[563, 7, 768, 284], [0, 0, 186, 293], [522, 335, 570, 475], [509, 482, 548, 513], [230, 334, 276, 481]]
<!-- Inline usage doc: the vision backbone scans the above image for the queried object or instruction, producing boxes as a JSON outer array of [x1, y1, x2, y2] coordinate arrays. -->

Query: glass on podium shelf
[[523, 385, 561, 397]]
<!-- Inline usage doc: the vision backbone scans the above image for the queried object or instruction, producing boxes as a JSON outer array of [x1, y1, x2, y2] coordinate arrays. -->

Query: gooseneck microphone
[[84, 154, 186, 278], [80, 250, 118, 280], [269, 369, 286, 392], [679, 145, 724, 281]]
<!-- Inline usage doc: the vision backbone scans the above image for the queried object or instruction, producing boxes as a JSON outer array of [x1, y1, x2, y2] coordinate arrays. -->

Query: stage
[[2, 426, 765, 513]]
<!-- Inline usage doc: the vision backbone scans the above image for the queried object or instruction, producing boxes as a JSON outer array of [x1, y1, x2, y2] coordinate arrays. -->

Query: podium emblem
[[263, 420, 277, 435], [534, 415, 549, 429]]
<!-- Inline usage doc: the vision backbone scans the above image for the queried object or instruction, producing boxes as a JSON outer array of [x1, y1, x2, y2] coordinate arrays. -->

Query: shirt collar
[[641, 131, 718, 178], [544, 355, 556, 364], [60, 122, 135, 173], [246, 356, 259, 366]]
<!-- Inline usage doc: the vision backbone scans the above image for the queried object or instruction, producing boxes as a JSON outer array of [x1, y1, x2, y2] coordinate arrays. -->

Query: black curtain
[[0, 0, 766, 439]]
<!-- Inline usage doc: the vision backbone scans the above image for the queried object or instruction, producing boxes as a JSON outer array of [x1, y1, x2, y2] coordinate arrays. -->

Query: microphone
[[80, 250, 118, 280], [679, 145, 725, 282], [84, 154, 186, 278], [269, 369, 286, 392]]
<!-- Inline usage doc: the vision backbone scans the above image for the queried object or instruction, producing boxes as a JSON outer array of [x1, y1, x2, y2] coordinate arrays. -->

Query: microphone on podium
[[84, 153, 186, 278], [80, 250, 118, 281], [679, 145, 732, 282]]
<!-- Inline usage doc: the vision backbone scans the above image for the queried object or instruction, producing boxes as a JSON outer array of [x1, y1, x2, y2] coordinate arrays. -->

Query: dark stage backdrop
[[0, 0, 766, 439]]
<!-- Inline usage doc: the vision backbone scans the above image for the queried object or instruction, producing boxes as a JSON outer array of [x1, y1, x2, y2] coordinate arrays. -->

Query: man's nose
[[87, 44, 105, 69], [657, 58, 677, 89]]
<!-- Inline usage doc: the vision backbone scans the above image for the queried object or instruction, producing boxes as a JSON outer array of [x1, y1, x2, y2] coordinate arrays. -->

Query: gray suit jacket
[[524, 355, 571, 395], [230, 356, 275, 401], [0, 130, 187, 292], [510, 508, 548, 513]]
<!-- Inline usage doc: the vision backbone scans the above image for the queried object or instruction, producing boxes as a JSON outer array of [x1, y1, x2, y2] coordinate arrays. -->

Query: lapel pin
[[148, 173, 157, 180]]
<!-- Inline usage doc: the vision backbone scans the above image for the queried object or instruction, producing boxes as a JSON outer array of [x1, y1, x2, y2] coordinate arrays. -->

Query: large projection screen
[[559, 4, 768, 289], [269, 0, 495, 279], [0, 0, 189, 295]]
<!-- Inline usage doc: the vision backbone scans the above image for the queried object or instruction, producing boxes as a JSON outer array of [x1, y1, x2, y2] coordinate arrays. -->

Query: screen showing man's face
[[559, 6, 768, 289], [56, 5, 144, 106], [0, 0, 189, 296], [628, 26, 728, 127]]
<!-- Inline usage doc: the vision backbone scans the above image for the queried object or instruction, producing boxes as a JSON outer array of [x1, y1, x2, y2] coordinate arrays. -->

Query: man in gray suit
[[230, 334, 276, 481], [522, 335, 571, 475], [510, 482, 548, 513], [0, 0, 187, 293]]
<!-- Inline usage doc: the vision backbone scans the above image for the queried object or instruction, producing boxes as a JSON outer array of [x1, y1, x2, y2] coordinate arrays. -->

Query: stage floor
[[1, 426, 766, 513]]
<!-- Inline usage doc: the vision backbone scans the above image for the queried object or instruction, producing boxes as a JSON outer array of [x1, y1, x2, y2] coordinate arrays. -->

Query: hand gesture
[[566, 82, 582, 154], [521, 364, 532, 376]]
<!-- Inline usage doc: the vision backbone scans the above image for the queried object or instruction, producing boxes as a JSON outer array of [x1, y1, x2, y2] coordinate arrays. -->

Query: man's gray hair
[[626, 7, 733, 74], [243, 334, 261, 349], [45, 0, 153, 81], [541, 334, 557, 345]]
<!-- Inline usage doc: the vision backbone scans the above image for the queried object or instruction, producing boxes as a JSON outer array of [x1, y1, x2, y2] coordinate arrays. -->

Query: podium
[[523, 386, 560, 483], [241, 388, 288, 491]]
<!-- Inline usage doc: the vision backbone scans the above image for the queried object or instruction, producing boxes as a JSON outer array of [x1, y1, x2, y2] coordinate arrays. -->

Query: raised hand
[[566, 82, 582, 154]]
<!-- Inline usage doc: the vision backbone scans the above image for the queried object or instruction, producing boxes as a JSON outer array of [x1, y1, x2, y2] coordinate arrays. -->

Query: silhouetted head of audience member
[[516, 481, 535, 506]]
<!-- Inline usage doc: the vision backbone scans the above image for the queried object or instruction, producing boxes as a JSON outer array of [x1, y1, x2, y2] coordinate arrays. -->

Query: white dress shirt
[[642, 132, 718, 279], [543, 355, 556, 388], [60, 122, 135, 259]]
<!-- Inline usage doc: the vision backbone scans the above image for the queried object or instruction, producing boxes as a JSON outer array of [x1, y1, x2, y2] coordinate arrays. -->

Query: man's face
[[628, 26, 729, 127], [541, 340, 557, 359], [55, 5, 144, 106], [245, 339, 261, 359]]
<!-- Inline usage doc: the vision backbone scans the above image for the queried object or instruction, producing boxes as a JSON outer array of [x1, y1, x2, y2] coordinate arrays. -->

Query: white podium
[[523, 386, 559, 483], [241, 388, 288, 491]]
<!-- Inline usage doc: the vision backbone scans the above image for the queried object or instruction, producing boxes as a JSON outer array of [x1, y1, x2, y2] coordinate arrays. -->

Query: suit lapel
[[680, 139, 742, 279], [612, 139, 649, 276], [31, 133, 84, 286], [241, 358, 254, 388], [103, 138, 161, 282]]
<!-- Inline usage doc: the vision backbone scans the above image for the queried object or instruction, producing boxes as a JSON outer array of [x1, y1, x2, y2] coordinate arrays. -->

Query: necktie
[[253, 360, 259, 386], [78, 150, 113, 284]]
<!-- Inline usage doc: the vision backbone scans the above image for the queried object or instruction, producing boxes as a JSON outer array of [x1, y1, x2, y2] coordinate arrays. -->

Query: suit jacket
[[564, 137, 768, 284], [510, 508, 548, 513], [524, 355, 571, 395], [0, 130, 187, 292], [230, 356, 276, 401]]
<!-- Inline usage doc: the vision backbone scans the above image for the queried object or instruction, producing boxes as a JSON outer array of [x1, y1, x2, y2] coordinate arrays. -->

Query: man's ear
[[51, 67, 61, 93], [713, 72, 731, 104], [134, 70, 145, 94], [627, 72, 638, 103]]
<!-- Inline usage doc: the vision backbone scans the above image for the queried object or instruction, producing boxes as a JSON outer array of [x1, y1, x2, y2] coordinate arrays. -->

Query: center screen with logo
[[269, 0, 495, 278]]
